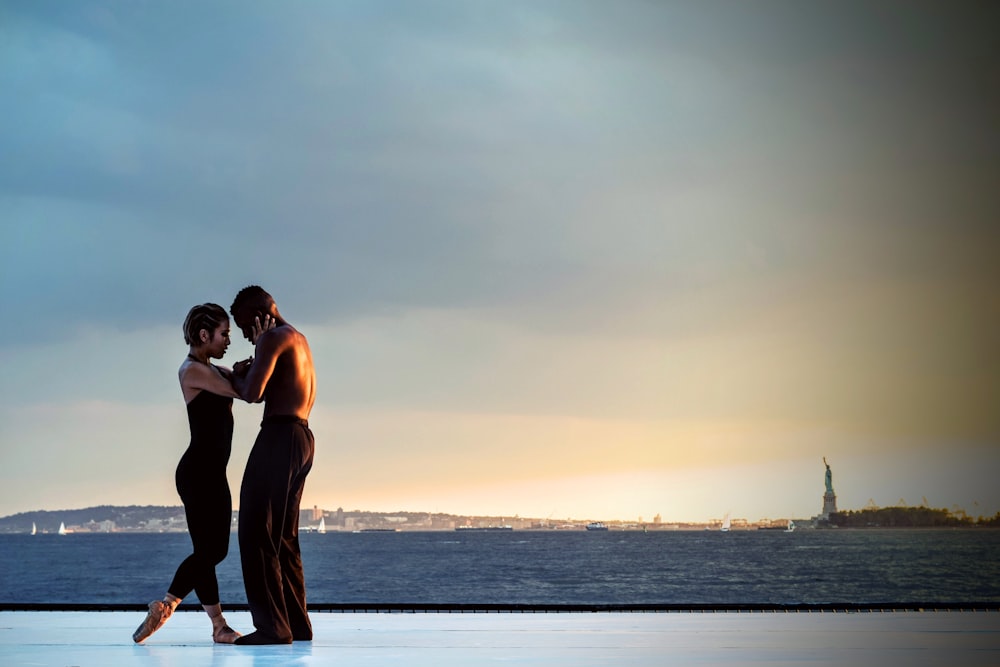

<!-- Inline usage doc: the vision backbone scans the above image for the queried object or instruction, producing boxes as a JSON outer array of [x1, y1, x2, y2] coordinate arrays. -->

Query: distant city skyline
[[4, 493, 992, 537], [2, 2, 998, 523], [5, 456, 996, 526]]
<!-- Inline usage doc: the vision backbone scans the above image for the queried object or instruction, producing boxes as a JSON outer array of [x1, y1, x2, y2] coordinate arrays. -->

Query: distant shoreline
[[2, 504, 996, 534], [5, 526, 998, 535]]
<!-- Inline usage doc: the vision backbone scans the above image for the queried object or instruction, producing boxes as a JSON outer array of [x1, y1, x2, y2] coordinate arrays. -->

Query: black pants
[[169, 458, 231, 605], [238, 417, 315, 641]]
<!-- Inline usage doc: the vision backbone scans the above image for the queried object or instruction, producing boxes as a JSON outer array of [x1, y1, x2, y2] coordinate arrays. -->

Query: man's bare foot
[[234, 631, 292, 645]]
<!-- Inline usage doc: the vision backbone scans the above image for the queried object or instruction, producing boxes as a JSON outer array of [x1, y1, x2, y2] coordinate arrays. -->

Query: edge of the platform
[[2, 602, 998, 613]]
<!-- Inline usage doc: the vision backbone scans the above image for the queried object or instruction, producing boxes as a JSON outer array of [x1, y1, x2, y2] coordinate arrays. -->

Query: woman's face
[[201, 321, 232, 359]]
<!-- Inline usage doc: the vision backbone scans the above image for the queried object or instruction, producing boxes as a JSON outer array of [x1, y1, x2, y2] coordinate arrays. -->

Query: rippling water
[[2, 529, 998, 605]]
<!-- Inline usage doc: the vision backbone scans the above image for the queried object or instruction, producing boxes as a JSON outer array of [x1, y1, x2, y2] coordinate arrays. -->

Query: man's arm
[[232, 327, 286, 403]]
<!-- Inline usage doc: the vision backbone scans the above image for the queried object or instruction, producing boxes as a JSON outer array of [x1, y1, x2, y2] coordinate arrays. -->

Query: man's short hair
[[231, 285, 275, 320]]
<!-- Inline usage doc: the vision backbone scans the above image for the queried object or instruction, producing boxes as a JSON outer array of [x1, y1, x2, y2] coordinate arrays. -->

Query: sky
[[1, 1, 998, 524]]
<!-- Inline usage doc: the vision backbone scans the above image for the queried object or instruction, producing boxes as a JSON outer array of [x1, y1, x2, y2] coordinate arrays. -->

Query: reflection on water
[[2, 529, 998, 604]]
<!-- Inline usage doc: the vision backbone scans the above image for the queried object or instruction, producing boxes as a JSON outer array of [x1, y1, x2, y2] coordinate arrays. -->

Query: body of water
[[2, 529, 998, 605]]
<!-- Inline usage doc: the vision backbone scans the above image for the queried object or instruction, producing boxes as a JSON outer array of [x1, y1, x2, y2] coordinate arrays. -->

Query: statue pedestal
[[822, 492, 838, 519]]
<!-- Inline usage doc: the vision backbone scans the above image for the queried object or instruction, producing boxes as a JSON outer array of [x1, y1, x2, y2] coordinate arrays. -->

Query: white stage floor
[[1, 610, 998, 666]]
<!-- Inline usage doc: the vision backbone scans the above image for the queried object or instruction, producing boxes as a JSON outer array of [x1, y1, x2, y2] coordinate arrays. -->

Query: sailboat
[[57, 522, 67, 535], [317, 517, 327, 534], [31, 522, 36, 536], [785, 520, 796, 533], [720, 513, 731, 532]]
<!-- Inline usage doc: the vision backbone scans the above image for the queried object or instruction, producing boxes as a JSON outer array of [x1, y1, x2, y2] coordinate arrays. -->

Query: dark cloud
[[2, 0, 998, 347]]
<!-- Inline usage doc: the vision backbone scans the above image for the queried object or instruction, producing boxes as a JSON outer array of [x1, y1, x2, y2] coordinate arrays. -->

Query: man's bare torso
[[262, 325, 315, 420]]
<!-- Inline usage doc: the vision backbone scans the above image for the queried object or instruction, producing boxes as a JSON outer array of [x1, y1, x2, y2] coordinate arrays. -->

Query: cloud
[[2, 1, 998, 519], [5, 1, 998, 341]]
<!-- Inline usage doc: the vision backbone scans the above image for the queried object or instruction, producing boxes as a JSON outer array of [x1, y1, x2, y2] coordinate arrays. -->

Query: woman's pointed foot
[[132, 600, 174, 643], [213, 624, 242, 644]]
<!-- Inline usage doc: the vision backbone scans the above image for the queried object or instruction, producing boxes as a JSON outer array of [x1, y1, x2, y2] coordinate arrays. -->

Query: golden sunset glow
[[1, 2, 997, 523]]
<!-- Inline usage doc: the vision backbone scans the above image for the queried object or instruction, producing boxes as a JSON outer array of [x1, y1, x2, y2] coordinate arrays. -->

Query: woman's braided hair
[[182, 303, 229, 345]]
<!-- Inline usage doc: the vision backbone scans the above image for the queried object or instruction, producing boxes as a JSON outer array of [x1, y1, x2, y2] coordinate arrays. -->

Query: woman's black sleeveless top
[[182, 389, 234, 470]]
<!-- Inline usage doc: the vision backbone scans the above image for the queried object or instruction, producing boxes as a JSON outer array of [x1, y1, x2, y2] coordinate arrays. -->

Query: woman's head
[[183, 303, 230, 350]]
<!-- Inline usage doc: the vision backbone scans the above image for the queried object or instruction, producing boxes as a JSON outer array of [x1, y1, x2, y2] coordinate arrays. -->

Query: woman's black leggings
[[168, 467, 232, 606]]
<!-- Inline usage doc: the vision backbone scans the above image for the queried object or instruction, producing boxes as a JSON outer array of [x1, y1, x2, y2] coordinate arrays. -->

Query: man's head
[[231, 285, 277, 341]]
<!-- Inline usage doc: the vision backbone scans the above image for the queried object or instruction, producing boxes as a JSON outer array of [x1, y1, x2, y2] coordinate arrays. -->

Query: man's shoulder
[[280, 323, 309, 343], [261, 322, 294, 341], [264, 323, 309, 349]]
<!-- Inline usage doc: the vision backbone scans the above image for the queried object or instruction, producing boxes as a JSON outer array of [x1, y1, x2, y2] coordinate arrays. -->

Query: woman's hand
[[232, 357, 253, 378]]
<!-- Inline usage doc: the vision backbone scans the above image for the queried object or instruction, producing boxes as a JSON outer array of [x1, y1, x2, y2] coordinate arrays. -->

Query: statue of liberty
[[823, 457, 834, 494]]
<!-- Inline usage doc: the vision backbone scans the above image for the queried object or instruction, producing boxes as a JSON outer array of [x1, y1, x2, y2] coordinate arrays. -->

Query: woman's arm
[[180, 361, 241, 401]]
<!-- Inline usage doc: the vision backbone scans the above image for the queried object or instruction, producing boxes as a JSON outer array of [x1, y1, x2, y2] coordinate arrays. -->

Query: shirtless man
[[229, 285, 317, 645]]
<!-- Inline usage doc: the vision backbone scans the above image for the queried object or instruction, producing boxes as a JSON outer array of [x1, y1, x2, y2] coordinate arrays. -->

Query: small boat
[[785, 520, 796, 532], [317, 517, 326, 534], [585, 522, 609, 531], [31, 522, 36, 536], [57, 522, 67, 535], [720, 513, 731, 533]]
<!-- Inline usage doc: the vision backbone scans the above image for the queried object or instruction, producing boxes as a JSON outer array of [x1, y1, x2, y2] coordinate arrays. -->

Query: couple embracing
[[132, 285, 317, 646]]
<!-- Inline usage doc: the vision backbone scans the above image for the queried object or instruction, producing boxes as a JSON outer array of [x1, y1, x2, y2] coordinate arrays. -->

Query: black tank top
[[185, 390, 234, 467]]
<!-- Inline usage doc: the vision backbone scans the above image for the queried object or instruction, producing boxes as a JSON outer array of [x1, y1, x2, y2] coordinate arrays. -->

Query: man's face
[[234, 311, 254, 342]]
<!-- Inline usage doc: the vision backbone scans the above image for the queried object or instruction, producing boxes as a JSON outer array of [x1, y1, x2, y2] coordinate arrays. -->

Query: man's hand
[[250, 314, 276, 345]]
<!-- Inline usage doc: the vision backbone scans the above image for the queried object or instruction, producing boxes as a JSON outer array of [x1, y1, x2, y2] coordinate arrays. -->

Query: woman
[[132, 303, 270, 644]]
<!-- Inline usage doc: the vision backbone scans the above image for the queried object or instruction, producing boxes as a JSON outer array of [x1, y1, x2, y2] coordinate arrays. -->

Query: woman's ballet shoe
[[213, 623, 242, 644], [132, 600, 173, 643]]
